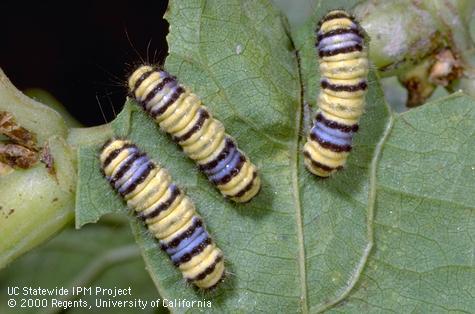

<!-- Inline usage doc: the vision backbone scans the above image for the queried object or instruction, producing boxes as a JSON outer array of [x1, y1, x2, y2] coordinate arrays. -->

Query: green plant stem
[[67, 124, 113, 148], [24, 88, 82, 128], [0, 68, 113, 268]]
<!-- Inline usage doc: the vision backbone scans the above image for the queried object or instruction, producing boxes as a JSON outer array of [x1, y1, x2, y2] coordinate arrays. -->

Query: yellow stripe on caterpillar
[[157, 91, 200, 124], [318, 93, 364, 121], [128, 65, 154, 90], [148, 198, 195, 239], [124, 166, 160, 201], [320, 58, 368, 79], [137, 72, 162, 102], [320, 18, 355, 33], [166, 96, 202, 135], [305, 139, 350, 161], [127, 169, 171, 209], [179, 244, 216, 271], [197, 137, 226, 166], [157, 94, 193, 131], [304, 142, 347, 169], [144, 193, 185, 225]]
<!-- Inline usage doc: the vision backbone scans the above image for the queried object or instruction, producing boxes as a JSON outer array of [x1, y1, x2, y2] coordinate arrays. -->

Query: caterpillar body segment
[[128, 66, 261, 202], [304, 10, 368, 177], [100, 139, 225, 289]]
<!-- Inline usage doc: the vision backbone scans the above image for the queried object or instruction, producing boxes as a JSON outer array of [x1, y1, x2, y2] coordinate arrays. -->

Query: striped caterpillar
[[128, 66, 261, 202], [303, 9, 369, 177], [100, 138, 225, 289]]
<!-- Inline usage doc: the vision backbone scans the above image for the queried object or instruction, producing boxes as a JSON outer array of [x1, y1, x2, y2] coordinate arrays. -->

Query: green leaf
[[76, 0, 475, 312], [330, 93, 475, 313]]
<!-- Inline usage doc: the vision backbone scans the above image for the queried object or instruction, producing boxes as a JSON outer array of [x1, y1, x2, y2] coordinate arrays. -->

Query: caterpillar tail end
[[228, 174, 261, 203], [303, 142, 345, 178], [192, 259, 226, 290], [304, 157, 334, 177], [217, 161, 261, 203]]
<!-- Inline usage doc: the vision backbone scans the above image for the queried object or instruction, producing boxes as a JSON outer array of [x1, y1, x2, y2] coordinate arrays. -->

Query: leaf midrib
[[290, 43, 308, 312]]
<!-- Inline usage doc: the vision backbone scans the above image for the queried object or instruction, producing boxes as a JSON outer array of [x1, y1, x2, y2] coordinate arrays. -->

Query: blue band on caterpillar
[[127, 66, 261, 203], [304, 9, 369, 177], [100, 139, 225, 289], [317, 28, 362, 44]]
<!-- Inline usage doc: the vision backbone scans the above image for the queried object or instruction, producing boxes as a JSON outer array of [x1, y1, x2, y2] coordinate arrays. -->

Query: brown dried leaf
[[0, 143, 39, 169], [399, 59, 437, 108], [429, 48, 463, 86], [0, 111, 37, 149]]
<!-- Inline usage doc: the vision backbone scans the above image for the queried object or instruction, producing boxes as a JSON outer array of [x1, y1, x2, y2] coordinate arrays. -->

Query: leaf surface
[[76, 0, 475, 312]]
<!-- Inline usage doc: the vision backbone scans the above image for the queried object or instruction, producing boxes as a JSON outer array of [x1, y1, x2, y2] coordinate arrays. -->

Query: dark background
[[1, 0, 169, 126]]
